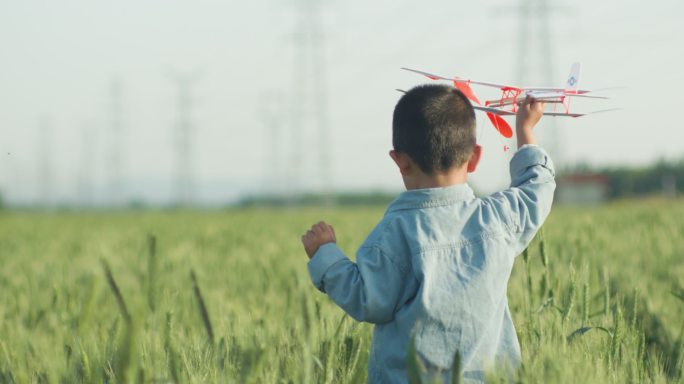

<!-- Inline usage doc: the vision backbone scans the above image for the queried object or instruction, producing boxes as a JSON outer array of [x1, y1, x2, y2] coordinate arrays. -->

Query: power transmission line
[[259, 92, 286, 195], [512, 0, 571, 166], [290, 0, 333, 199], [79, 122, 95, 208], [168, 71, 201, 207], [108, 78, 125, 207], [37, 116, 53, 208]]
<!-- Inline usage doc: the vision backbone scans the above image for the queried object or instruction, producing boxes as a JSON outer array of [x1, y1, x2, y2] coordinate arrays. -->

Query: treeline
[[238, 191, 396, 207], [566, 159, 684, 199]]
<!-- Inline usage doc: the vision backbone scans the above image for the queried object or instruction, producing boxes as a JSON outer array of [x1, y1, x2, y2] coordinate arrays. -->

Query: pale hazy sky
[[1, 0, 683, 206]]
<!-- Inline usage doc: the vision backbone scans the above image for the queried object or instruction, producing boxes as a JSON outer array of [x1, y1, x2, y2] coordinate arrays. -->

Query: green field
[[1, 199, 684, 383]]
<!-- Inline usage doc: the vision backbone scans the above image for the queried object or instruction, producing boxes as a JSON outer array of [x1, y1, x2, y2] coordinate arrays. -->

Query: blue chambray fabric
[[307, 145, 556, 383]]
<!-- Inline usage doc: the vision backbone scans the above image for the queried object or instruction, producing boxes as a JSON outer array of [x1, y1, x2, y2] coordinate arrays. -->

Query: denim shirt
[[308, 145, 556, 383]]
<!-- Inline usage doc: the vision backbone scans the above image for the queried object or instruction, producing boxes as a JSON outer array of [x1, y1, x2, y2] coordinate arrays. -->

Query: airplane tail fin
[[564, 62, 581, 93]]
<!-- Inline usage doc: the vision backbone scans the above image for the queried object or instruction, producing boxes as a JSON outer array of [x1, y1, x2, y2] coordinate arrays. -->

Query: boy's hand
[[515, 96, 545, 148], [301, 221, 337, 259]]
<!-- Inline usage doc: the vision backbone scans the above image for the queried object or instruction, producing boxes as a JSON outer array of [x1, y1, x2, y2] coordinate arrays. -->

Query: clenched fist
[[301, 221, 337, 259]]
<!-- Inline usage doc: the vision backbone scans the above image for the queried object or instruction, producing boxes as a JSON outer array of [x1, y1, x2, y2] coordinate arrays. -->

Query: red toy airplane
[[402, 63, 613, 139]]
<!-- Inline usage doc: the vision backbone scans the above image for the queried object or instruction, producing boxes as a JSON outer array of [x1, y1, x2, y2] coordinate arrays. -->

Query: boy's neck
[[404, 167, 469, 190]]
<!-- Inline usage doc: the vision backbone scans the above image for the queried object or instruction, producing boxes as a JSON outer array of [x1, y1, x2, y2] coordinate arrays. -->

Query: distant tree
[[0, 190, 4, 210], [566, 158, 684, 199]]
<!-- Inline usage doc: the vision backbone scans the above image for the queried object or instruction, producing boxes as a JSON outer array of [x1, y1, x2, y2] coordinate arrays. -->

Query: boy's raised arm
[[515, 96, 543, 148], [301, 222, 410, 324], [482, 97, 556, 254]]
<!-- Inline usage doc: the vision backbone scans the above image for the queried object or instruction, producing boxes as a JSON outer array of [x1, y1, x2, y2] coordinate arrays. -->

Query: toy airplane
[[402, 63, 615, 138]]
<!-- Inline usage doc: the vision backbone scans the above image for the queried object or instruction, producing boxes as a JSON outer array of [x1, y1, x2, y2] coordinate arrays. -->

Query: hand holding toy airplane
[[401, 63, 617, 139]]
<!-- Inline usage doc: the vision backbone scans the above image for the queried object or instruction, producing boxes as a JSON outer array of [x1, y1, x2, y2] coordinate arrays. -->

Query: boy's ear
[[389, 150, 411, 175], [466, 144, 482, 173]]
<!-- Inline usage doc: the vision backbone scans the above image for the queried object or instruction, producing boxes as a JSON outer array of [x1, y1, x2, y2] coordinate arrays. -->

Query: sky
[[1, 0, 683, 206]]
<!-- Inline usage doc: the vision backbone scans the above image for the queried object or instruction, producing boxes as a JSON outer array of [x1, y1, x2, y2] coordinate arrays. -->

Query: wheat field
[[1, 199, 683, 383]]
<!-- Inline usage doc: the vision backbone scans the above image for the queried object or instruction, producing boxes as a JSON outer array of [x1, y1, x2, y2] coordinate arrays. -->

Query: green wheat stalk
[[610, 299, 623, 364], [563, 269, 576, 324], [603, 269, 610, 317], [147, 234, 158, 313], [101, 259, 138, 382], [450, 349, 461, 384], [539, 232, 549, 269], [582, 282, 590, 326], [164, 311, 180, 383], [101, 259, 131, 323], [78, 276, 99, 329], [190, 269, 215, 345], [79, 347, 91, 383], [631, 288, 639, 329], [406, 333, 427, 384]]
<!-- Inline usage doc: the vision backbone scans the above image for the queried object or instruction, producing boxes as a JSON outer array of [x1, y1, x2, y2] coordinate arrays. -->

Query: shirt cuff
[[511, 145, 555, 178], [307, 243, 348, 292]]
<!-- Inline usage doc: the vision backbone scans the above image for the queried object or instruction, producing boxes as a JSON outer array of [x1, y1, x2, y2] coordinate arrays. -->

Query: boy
[[301, 84, 555, 383]]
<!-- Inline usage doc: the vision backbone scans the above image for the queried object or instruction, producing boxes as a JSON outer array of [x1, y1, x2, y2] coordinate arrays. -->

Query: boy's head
[[392, 84, 477, 176]]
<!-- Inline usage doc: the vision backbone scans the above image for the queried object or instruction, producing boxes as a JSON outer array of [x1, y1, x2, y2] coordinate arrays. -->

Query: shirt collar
[[386, 183, 475, 213]]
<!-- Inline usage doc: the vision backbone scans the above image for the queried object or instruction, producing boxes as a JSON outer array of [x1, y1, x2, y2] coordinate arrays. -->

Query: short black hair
[[392, 84, 476, 174]]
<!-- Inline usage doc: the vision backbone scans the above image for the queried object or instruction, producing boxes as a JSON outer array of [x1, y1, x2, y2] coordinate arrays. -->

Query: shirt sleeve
[[307, 242, 407, 324], [481, 144, 556, 254]]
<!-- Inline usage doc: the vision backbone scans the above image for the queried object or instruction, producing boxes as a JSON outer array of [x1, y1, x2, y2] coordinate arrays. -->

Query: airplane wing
[[403, 65, 612, 95], [542, 112, 585, 117], [487, 92, 608, 108], [563, 93, 609, 99], [458, 79, 520, 90], [584, 108, 621, 114], [475, 106, 618, 118], [473, 105, 584, 122], [473, 103, 618, 134], [523, 87, 593, 94], [401, 67, 519, 91], [472, 105, 515, 115], [400, 67, 451, 81], [526, 90, 608, 99], [526, 91, 567, 99], [541, 108, 620, 117]]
